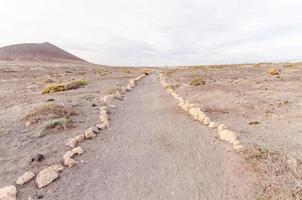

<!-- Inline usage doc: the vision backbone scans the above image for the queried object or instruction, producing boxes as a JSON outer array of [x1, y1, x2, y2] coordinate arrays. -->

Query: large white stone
[[219, 129, 240, 145], [72, 147, 84, 155], [84, 128, 96, 139], [16, 171, 35, 186], [0, 185, 17, 200], [36, 166, 63, 188]]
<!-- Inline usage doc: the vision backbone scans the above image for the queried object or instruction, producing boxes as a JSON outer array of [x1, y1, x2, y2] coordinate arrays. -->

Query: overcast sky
[[0, 0, 302, 66]]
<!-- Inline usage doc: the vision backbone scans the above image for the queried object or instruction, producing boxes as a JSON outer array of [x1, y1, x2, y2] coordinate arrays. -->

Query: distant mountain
[[0, 42, 88, 64]]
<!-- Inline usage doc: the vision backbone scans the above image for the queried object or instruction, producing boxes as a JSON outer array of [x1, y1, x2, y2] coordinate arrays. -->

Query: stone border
[[159, 72, 302, 181], [158, 73, 243, 151], [0, 72, 149, 200]]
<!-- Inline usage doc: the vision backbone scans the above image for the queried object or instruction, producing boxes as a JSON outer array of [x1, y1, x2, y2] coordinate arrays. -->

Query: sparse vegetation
[[42, 83, 66, 94], [22, 103, 75, 125], [42, 79, 88, 94], [267, 68, 280, 75], [163, 69, 177, 78], [65, 79, 88, 90], [190, 76, 205, 86], [98, 69, 112, 76], [241, 145, 302, 200], [43, 117, 71, 130]]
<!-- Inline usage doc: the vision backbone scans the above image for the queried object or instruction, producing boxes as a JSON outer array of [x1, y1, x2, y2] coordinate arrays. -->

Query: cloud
[[0, 0, 301, 65]]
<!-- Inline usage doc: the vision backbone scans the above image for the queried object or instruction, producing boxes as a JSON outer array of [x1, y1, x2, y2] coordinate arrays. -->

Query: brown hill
[[0, 42, 88, 63]]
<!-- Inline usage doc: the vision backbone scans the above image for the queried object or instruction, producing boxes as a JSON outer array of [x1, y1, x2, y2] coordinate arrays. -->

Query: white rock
[[25, 121, 31, 127], [233, 144, 244, 151], [166, 88, 173, 93], [63, 151, 74, 160], [198, 112, 206, 121], [178, 102, 193, 112], [99, 109, 108, 115], [64, 156, 77, 168], [66, 138, 77, 148], [103, 94, 114, 104], [75, 134, 85, 142], [72, 147, 84, 155], [36, 167, 60, 188], [120, 86, 127, 93], [126, 84, 132, 91], [129, 79, 136, 87], [114, 91, 122, 100], [208, 122, 218, 129], [99, 106, 107, 111], [66, 134, 85, 148], [96, 123, 107, 130], [108, 104, 116, 109], [99, 113, 110, 128], [188, 107, 201, 120], [203, 117, 211, 125], [84, 128, 96, 139], [218, 124, 227, 132], [0, 185, 17, 200], [16, 171, 35, 186], [219, 129, 240, 145], [48, 165, 64, 172]]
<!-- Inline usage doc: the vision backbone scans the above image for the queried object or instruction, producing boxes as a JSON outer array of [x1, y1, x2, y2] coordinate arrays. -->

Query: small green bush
[[190, 77, 205, 86], [43, 117, 70, 130]]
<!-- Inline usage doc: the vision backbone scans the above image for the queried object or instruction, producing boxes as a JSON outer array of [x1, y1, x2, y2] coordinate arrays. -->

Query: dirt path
[[37, 74, 253, 200]]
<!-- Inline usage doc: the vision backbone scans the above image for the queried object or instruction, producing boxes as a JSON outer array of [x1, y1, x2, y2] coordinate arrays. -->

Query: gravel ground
[[34, 74, 253, 200]]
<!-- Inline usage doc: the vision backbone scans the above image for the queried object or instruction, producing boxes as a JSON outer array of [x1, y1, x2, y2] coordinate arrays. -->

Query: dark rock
[[31, 154, 45, 163]]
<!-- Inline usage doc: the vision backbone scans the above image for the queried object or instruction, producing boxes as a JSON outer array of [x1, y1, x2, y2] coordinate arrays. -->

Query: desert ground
[[1, 61, 302, 200]]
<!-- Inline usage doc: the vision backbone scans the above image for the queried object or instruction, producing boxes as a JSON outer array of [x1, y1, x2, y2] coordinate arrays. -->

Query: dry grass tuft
[[42, 84, 65, 94], [163, 69, 177, 78], [190, 76, 205, 86], [22, 103, 75, 125], [65, 79, 88, 90], [241, 145, 302, 200], [98, 69, 112, 76], [42, 79, 88, 94], [267, 68, 280, 75], [43, 117, 71, 130], [284, 63, 299, 68]]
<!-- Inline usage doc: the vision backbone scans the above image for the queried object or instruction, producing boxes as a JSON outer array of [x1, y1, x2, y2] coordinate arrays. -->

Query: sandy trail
[[41, 74, 252, 200]]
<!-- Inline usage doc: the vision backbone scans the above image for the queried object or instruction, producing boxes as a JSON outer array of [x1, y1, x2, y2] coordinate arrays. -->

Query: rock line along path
[[42, 73, 253, 200]]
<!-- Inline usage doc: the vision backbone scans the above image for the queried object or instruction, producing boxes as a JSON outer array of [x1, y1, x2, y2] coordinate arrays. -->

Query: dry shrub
[[163, 69, 177, 78], [42, 79, 88, 94], [119, 68, 131, 74], [190, 76, 205, 86], [65, 79, 88, 90], [267, 68, 280, 75], [284, 63, 299, 68], [98, 69, 112, 76], [241, 145, 302, 200], [42, 84, 65, 94], [22, 103, 75, 125], [43, 117, 71, 130]]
